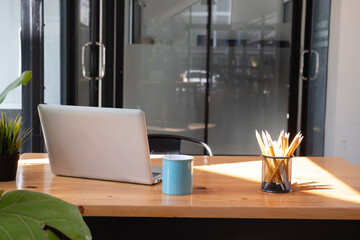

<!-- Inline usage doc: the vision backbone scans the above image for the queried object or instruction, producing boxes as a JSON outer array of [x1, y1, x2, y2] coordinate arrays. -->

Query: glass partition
[[124, 0, 295, 155], [124, 0, 208, 153], [208, 0, 293, 154], [44, 0, 61, 105], [302, 0, 331, 155]]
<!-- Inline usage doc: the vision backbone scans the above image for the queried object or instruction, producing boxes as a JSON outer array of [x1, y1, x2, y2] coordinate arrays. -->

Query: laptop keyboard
[[152, 172, 161, 177]]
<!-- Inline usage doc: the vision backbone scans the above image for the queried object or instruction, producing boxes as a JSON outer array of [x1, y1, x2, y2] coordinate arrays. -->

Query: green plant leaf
[[0, 190, 92, 240], [0, 113, 32, 154], [0, 71, 32, 105]]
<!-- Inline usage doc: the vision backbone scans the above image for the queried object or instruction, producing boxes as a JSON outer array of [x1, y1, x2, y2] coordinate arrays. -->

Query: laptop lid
[[38, 104, 159, 185]]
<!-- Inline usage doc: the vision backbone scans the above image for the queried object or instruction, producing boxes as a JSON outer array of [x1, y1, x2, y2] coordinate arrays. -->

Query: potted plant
[[0, 71, 32, 181]]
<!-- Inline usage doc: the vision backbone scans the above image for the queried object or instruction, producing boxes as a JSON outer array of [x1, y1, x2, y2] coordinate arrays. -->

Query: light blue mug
[[162, 155, 194, 195]]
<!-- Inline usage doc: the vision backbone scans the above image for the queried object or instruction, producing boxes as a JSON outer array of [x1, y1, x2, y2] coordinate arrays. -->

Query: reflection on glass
[[125, 0, 294, 155], [77, 0, 92, 106], [0, 0, 21, 118], [124, 1, 207, 154], [208, 0, 293, 154]]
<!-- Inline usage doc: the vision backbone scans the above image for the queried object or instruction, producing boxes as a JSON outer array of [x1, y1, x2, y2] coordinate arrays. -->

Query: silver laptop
[[38, 104, 162, 185]]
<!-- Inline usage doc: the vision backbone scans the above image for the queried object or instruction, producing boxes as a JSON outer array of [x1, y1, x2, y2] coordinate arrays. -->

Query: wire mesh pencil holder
[[261, 155, 293, 193]]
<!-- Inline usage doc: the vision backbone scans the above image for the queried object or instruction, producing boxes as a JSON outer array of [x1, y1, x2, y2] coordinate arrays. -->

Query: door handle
[[81, 42, 92, 80], [300, 49, 319, 81], [96, 42, 106, 80], [82, 42, 106, 80]]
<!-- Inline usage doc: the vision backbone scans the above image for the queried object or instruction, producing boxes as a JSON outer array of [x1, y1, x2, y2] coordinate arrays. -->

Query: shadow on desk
[[85, 217, 360, 240]]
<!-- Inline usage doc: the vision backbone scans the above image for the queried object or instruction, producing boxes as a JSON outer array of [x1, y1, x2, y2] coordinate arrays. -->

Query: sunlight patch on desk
[[293, 157, 360, 204], [19, 158, 50, 165], [195, 157, 360, 204], [195, 161, 262, 183], [150, 154, 165, 159]]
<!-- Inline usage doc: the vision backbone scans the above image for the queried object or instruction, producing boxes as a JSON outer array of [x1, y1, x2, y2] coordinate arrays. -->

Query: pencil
[[255, 130, 266, 155], [268, 133, 303, 182]]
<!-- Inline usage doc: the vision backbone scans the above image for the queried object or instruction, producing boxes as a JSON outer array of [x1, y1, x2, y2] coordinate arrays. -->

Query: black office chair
[[148, 134, 214, 156]]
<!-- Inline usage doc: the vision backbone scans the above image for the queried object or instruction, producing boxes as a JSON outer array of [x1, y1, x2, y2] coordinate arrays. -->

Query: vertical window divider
[[21, 0, 45, 153], [204, 0, 212, 147], [287, 0, 304, 154]]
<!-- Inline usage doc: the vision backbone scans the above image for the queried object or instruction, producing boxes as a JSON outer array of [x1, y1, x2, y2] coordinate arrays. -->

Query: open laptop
[[38, 104, 162, 185]]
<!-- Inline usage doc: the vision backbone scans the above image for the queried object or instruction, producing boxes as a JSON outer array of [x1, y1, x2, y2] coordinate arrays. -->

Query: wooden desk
[[1, 154, 360, 220]]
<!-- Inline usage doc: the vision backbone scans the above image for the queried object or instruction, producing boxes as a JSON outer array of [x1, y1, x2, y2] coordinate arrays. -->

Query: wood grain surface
[[1, 154, 359, 220]]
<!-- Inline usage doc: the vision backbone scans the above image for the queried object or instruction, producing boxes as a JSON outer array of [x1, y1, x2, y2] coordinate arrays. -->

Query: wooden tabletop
[[1, 154, 360, 220]]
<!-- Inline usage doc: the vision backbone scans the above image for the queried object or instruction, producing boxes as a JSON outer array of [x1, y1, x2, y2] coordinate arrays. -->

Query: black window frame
[[21, 0, 45, 153]]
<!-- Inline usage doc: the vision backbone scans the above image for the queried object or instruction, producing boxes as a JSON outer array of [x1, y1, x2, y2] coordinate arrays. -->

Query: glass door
[[123, 0, 208, 154], [76, 0, 99, 106], [300, 0, 331, 155], [124, 0, 301, 155], [208, 0, 296, 154], [61, 0, 118, 108], [44, 0, 61, 105]]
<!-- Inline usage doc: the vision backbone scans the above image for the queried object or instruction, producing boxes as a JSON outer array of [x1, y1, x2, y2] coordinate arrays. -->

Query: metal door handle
[[96, 42, 106, 80], [81, 42, 92, 80], [310, 50, 319, 80], [300, 50, 319, 81], [82, 42, 105, 80]]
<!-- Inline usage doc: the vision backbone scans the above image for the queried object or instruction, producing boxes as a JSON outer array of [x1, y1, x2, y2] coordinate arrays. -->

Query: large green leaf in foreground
[[0, 190, 91, 240]]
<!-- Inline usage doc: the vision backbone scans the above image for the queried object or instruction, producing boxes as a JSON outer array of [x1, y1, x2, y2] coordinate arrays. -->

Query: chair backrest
[[148, 134, 214, 156]]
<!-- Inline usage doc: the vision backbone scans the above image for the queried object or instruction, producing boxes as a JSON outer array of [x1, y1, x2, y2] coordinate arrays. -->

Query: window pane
[[44, 0, 61, 105], [208, 0, 293, 154], [0, 0, 22, 118], [305, 0, 331, 155], [124, 1, 208, 154]]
